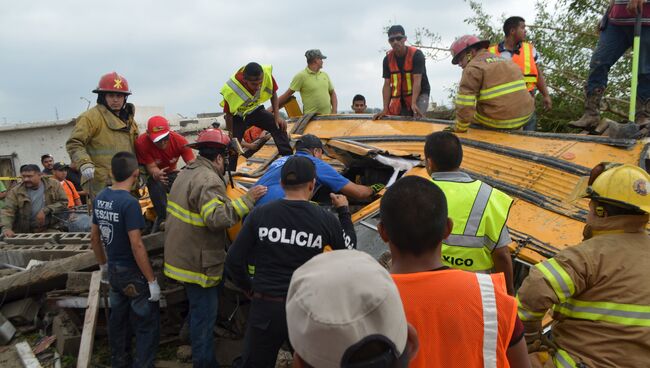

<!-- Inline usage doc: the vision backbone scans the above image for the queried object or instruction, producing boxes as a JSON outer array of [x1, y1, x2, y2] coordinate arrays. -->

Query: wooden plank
[[15, 341, 42, 368], [0, 232, 163, 302], [76, 271, 101, 368]]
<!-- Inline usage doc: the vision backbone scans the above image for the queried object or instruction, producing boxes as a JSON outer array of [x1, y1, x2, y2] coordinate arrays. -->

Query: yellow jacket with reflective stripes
[[431, 172, 513, 272], [163, 156, 255, 288], [66, 104, 139, 194], [517, 214, 650, 367], [220, 65, 274, 117], [454, 49, 534, 131]]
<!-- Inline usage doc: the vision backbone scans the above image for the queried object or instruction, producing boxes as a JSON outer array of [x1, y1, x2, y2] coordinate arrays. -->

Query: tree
[[410, 0, 633, 132]]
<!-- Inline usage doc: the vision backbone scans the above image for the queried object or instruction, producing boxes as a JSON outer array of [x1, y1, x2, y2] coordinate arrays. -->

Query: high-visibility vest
[[488, 42, 538, 91], [220, 65, 274, 117], [387, 46, 417, 115], [392, 270, 517, 368], [431, 176, 513, 272]]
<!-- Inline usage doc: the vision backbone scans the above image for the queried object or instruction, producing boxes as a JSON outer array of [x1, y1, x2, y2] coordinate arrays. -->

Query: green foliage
[[465, 0, 632, 132], [407, 0, 635, 132]]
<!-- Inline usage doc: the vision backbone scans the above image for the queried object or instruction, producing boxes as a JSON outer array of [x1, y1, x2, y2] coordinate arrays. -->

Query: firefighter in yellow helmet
[[66, 72, 139, 199], [517, 163, 650, 367]]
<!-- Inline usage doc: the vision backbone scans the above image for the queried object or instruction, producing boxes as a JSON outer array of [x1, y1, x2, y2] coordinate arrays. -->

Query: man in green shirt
[[278, 49, 338, 114]]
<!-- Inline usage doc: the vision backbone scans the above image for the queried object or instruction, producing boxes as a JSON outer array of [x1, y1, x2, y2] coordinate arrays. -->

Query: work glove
[[99, 264, 109, 284], [81, 164, 95, 181], [148, 279, 161, 302], [370, 183, 385, 194]]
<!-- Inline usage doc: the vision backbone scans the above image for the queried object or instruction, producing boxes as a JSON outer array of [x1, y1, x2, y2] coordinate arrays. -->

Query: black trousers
[[229, 107, 293, 171], [235, 297, 288, 368]]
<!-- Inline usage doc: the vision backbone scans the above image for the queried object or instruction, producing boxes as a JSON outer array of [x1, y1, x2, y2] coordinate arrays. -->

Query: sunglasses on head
[[388, 36, 404, 42]]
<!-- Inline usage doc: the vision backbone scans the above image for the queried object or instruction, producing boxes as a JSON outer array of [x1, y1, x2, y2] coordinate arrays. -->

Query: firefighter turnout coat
[[517, 214, 650, 367], [454, 49, 534, 131], [163, 156, 255, 288], [66, 104, 139, 195]]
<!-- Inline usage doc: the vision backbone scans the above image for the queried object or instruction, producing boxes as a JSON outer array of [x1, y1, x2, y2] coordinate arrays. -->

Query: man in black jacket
[[225, 155, 356, 367]]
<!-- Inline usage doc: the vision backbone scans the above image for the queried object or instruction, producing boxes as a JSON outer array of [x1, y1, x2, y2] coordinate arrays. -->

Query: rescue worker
[[163, 129, 266, 368], [254, 134, 383, 206], [381, 176, 530, 368], [1, 164, 68, 237], [424, 131, 515, 294], [517, 162, 650, 367], [449, 35, 535, 132], [135, 115, 195, 228], [277, 49, 338, 114], [374, 25, 430, 120], [569, 0, 650, 131], [66, 72, 139, 200], [489, 16, 552, 131], [225, 155, 356, 367], [221, 62, 293, 171]]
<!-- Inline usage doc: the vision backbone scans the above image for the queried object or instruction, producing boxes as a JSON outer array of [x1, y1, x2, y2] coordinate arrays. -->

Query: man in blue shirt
[[90, 152, 160, 368], [255, 134, 383, 205]]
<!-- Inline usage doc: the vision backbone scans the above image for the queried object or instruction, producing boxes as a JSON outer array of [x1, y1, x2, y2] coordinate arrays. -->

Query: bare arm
[[277, 88, 295, 108], [493, 246, 515, 295], [0, 190, 6, 200], [506, 338, 531, 368], [271, 92, 287, 130], [90, 224, 107, 265], [128, 229, 155, 282], [330, 90, 338, 114], [224, 113, 234, 136], [373, 79, 392, 120], [411, 74, 423, 117], [339, 182, 374, 201], [535, 68, 552, 110]]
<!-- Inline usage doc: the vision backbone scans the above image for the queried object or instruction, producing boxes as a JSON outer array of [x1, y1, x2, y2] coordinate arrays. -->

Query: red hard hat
[[186, 129, 231, 150], [450, 35, 490, 65], [93, 72, 132, 94]]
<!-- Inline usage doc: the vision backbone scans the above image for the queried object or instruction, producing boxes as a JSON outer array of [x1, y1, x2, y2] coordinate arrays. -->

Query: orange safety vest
[[387, 46, 418, 115], [489, 42, 538, 91], [392, 270, 517, 368]]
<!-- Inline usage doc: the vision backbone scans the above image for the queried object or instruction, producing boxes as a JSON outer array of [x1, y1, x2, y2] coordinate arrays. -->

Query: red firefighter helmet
[[92, 72, 132, 95], [186, 129, 231, 150], [450, 35, 490, 65]]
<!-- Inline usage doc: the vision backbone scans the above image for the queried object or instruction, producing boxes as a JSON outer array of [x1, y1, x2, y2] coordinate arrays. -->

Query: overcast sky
[[0, 0, 541, 124]]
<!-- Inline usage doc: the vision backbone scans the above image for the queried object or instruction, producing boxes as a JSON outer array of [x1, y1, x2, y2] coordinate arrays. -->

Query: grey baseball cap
[[305, 49, 327, 60]]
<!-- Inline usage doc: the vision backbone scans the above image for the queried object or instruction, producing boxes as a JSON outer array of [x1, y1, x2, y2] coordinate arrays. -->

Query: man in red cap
[[135, 116, 195, 228]]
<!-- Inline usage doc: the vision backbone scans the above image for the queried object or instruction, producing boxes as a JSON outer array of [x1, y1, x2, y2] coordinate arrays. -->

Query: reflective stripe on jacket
[[387, 46, 417, 115], [488, 42, 539, 91], [454, 49, 534, 131], [163, 156, 255, 288], [220, 65, 274, 117], [431, 171, 513, 272], [392, 270, 517, 368], [66, 104, 139, 194], [516, 214, 650, 367]]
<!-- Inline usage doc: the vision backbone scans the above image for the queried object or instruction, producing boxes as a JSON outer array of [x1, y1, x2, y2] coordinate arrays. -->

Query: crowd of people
[[1, 2, 649, 367]]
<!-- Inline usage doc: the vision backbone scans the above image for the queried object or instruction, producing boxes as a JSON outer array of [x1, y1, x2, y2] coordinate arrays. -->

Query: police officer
[[225, 155, 356, 367], [424, 131, 515, 294]]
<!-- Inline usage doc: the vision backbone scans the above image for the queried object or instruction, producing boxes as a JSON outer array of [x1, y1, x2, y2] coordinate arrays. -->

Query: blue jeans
[[184, 283, 220, 368], [588, 23, 650, 100], [60, 211, 91, 232], [108, 265, 160, 368]]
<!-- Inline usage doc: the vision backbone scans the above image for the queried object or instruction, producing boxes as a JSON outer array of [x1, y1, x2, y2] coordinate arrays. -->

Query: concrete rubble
[[0, 231, 292, 367]]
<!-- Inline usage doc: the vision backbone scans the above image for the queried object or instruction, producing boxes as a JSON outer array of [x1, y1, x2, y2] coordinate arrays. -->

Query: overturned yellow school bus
[[231, 113, 649, 285]]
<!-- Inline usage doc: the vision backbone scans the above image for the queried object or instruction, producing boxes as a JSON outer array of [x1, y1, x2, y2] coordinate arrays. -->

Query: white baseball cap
[[286, 250, 408, 368]]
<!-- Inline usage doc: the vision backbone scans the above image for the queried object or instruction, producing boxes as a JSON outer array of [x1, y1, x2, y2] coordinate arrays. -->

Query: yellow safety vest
[[431, 173, 513, 272], [220, 65, 274, 117]]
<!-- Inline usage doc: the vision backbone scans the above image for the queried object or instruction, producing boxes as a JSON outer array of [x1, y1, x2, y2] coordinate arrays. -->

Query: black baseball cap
[[281, 156, 316, 186], [295, 134, 324, 151], [52, 162, 69, 171]]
